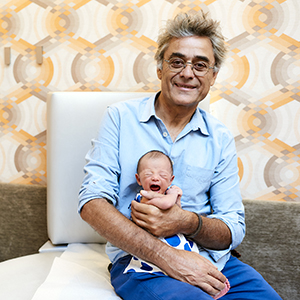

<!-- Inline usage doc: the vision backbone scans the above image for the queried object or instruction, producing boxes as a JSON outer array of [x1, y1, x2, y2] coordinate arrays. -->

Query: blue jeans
[[110, 255, 282, 300]]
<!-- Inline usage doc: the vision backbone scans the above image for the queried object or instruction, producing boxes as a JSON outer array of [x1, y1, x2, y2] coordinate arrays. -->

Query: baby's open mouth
[[150, 185, 161, 192]]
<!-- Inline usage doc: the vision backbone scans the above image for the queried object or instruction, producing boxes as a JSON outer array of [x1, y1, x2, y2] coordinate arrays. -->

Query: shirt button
[[163, 132, 168, 137]]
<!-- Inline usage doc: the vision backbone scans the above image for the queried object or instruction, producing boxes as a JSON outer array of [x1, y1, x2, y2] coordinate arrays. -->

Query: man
[[79, 12, 282, 299]]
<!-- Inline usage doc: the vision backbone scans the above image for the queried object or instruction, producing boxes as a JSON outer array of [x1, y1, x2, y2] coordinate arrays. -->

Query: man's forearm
[[82, 198, 228, 295], [80, 198, 173, 269], [182, 210, 232, 250]]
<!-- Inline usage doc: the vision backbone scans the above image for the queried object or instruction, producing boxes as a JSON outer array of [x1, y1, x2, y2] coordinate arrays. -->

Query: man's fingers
[[131, 201, 147, 222], [131, 201, 158, 229], [192, 270, 226, 297], [199, 282, 224, 298], [208, 267, 227, 285], [169, 250, 227, 297], [131, 200, 158, 215], [208, 274, 226, 293], [202, 268, 227, 297]]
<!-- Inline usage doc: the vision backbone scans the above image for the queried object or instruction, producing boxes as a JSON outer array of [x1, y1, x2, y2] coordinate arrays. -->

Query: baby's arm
[[140, 185, 182, 210]]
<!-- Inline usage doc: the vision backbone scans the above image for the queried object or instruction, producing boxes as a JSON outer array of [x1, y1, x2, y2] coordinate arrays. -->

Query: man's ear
[[135, 173, 142, 186], [210, 70, 219, 86], [157, 68, 162, 80]]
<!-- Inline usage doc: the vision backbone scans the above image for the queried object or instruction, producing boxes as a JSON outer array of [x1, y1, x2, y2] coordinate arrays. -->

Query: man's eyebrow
[[168, 52, 185, 59], [194, 55, 210, 63], [168, 52, 210, 63]]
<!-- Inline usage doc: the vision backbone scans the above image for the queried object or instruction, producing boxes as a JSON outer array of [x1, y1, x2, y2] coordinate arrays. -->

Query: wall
[[0, 0, 299, 201]]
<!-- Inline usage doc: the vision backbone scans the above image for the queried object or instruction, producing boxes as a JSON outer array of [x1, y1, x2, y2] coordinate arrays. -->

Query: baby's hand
[[139, 191, 164, 204], [166, 185, 182, 207], [167, 185, 182, 196], [139, 190, 176, 210]]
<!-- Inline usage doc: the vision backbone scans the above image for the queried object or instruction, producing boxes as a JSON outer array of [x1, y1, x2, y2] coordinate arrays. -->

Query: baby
[[125, 150, 230, 299], [134, 149, 182, 210]]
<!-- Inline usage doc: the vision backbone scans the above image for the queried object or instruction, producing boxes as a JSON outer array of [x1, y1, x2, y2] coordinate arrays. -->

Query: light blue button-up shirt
[[78, 93, 245, 271]]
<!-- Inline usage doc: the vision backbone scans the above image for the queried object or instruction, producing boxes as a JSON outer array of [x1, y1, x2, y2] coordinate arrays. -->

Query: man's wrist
[[185, 212, 202, 239]]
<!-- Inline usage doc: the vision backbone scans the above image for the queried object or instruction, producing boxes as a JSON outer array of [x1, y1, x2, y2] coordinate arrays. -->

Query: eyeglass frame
[[164, 57, 215, 77]]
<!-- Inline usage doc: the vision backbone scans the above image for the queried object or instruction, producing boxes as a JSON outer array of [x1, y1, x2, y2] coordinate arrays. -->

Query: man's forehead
[[165, 36, 214, 61]]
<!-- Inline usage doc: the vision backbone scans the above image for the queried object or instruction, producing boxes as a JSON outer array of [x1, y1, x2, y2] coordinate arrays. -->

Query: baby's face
[[136, 156, 174, 194]]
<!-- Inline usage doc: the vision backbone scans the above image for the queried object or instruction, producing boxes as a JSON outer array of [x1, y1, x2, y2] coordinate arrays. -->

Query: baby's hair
[[137, 150, 173, 175]]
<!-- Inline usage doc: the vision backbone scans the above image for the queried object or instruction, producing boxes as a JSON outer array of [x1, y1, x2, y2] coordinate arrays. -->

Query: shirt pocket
[[181, 165, 214, 210]]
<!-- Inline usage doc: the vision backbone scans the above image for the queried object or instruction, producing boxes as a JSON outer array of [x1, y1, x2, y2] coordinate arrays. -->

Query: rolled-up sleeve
[[78, 106, 121, 212], [206, 128, 245, 262]]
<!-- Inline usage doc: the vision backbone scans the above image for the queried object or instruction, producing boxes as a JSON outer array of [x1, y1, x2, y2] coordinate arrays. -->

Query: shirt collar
[[139, 92, 159, 122], [139, 91, 209, 136], [189, 107, 209, 136]]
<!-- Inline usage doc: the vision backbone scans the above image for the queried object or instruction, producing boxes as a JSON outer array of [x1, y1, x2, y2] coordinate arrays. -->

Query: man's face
[[135, 156, 174, 194], [157, 36, 218, 109]]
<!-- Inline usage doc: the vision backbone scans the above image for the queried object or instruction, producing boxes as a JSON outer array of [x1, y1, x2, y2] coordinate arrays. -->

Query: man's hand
[[131, 192, 184, 237], [161, 247, 227, 297], [132, 190, 232, 250]]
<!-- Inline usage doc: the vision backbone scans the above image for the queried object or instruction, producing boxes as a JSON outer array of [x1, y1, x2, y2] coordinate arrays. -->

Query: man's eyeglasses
[[164, 57, 214, 77]]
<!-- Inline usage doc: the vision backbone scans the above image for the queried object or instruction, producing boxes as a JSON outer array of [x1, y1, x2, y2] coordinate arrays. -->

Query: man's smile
[[174, 82, 196, 89]]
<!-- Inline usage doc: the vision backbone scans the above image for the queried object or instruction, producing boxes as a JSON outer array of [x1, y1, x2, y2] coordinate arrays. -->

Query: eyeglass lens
[[166, 58, 211, 76]]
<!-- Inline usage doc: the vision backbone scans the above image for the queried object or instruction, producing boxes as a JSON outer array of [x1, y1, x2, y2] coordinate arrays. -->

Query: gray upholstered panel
[[0, 183, 48, 261], [237, 200, 300, 299]]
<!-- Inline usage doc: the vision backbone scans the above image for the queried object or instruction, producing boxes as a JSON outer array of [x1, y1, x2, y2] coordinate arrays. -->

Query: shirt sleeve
[[78, 105, 121, 212], [206, 127, 245, 262]]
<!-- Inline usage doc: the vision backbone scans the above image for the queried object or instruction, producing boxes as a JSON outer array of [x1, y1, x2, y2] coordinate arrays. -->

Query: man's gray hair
[[154, 11, 227, 72]]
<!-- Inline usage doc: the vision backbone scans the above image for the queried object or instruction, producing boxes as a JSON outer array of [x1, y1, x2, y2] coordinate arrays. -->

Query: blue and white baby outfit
[[124, 193, 199, 275]]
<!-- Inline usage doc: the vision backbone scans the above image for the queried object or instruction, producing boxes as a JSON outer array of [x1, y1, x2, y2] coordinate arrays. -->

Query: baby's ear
[[135, 173, 142, 186], [170, 175, 175, 184]]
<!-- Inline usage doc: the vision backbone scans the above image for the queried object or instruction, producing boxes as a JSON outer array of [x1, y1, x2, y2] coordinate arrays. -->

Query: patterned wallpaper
[[0, 0, 299, 201]]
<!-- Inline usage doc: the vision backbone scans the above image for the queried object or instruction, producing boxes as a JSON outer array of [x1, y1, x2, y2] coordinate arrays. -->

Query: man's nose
[[180, 62, 195, 77]]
